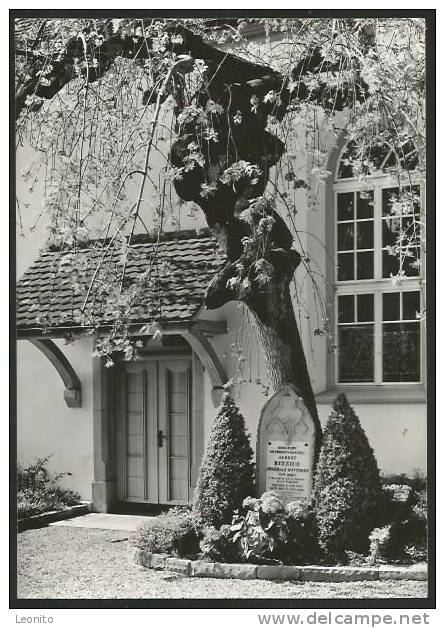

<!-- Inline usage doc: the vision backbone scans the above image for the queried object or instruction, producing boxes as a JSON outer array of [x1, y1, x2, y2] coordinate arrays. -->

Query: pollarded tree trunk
[[200, 200, 323, 452], [249, 284, 321, 440]]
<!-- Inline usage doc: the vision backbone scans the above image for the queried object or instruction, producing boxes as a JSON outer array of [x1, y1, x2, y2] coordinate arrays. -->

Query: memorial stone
[[257, 384, 316, 503]]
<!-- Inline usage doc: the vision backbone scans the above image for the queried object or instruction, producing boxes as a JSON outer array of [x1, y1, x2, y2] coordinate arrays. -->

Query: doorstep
[[50, 512, 157, 531]]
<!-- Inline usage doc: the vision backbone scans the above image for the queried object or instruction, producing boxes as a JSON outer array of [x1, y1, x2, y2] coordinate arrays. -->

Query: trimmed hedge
[[193, 392, 255, 529], [313, 393, 383, 561]]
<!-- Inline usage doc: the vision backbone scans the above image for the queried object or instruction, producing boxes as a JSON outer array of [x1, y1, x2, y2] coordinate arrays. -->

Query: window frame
[[321, 169, 426, 401]]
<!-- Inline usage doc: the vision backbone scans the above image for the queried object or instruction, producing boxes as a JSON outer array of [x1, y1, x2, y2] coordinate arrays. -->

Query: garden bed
[[132, 396, 428, 576], [17, 501, 93, 532], [134, 549, 427, 582], [17, 456, 88, 531]]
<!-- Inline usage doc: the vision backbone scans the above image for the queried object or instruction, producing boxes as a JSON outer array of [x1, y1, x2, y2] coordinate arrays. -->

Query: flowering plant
[[229, 491, 317, 564], [229, 492, 288, 562], [368, 525, 392, 565]]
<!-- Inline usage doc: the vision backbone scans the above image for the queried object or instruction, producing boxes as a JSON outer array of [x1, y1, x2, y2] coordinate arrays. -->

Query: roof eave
[[16, 317, 227, 341]]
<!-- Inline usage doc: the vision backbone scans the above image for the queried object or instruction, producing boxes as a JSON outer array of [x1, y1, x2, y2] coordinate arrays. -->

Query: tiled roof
[[17, 230, 224, 334]]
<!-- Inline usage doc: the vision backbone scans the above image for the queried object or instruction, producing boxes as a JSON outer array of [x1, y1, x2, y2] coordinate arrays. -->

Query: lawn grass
[[16, 527, 428, 600]]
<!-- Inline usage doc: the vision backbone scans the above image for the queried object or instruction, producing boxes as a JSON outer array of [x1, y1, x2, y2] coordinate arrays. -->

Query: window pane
[[357, 251, 374, 279], [403, 291, 420, 320], [383, 150, 397, 170], [357, 221, 374, 249], [403, 247, 421, 277], [411, 185, 421, 210], [383, 292, 400, 321], [402, 216, 420, 238], [383, 216, 419, 249], [337, 222, 354, 251], [338, 161, 354, 179], [382, 249, 400, 278], [369, 143, 390, 170], [338, 295, 354, 323], [382, 322, 420, 382], [357, 191, 374, 219], [383, 186, 421, 219], [338, 325, 374, 383], [383, 218, 421, 275], [338, 253, 354, 281], [382, 187, 399, 216], [337, 193, 354, 221], [357, 294, 374, 322], [382, 216, 399, 247], [397, 143, 419, 171]]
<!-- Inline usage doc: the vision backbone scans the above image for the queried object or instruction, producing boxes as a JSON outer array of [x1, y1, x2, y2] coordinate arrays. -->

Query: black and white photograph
[[11, 9, 434, 610]]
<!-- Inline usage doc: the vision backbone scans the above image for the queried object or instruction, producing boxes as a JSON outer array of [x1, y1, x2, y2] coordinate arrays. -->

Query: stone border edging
[[134, 549, 427, 582], [17, 501, 93, 532]]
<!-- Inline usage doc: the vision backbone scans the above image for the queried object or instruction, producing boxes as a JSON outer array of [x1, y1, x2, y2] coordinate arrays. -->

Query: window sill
[[315, 384, 426, 405]]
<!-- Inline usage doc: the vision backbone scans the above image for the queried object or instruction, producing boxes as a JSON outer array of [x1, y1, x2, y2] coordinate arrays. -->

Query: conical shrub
[[313, 393, 383, 561], [193, 392, 255, 529]]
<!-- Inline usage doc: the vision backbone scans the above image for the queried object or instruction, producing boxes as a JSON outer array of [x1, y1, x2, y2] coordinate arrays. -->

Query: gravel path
[[17, 527, 428, 600]]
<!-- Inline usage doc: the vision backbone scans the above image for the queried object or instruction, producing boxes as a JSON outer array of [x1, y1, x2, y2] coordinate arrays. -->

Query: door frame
[[91, 329, 224, 512], [115, 352, 194, 506]]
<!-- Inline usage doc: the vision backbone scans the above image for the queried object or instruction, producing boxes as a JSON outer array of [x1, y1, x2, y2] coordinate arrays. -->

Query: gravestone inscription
[[257, 385, 316, 503]]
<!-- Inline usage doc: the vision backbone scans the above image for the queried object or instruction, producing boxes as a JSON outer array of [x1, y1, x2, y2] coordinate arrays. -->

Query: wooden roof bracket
[[175, 321, 228, 390], [27, 338, 82, 408]]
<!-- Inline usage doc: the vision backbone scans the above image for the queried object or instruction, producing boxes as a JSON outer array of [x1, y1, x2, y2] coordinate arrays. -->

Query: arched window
[[332, 141, 425, 387]]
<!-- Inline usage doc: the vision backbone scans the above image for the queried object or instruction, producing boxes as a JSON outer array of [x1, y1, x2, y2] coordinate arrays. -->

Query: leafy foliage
[[230, 492, 317, 565], [230, 493, 289, 563], [199, 524, 241, 563], [193, 392, 255, 529], [17, 456, 81, 519], [380, 483, 416, 524], [370, 485, 427, 564], [313, 393, 383, 562], [134, 507, 200, 558]]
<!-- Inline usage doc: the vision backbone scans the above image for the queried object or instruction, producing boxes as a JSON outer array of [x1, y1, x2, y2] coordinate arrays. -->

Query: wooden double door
[[116, 356, 193, 505]]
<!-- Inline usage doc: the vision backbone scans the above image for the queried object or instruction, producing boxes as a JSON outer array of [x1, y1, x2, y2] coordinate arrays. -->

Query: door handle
[[157, 430, 166, 448]]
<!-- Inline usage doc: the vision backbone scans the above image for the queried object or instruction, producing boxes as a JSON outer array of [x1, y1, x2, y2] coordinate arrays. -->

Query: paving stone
[[379, 567, 427, 581], [150, 553, 169, 570], [51, 512, 155, 531], [160, 572, 187, 580], [212, 563, 258, 579], [133, 549, 151, 568], [301, 566, 379, 582], [165, 557, 192, 575], [257, 565, 301, 581], [191, 560, 216, 577]]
